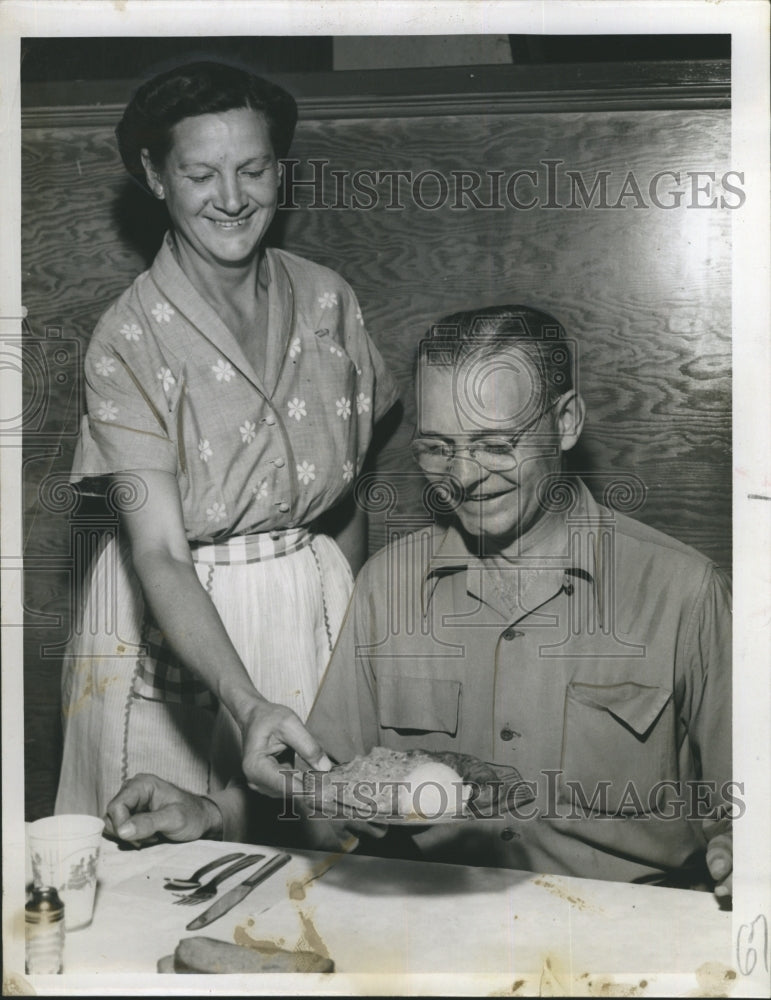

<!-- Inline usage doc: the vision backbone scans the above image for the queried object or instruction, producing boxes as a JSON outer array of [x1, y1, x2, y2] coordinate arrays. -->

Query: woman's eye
[[188, 175, 212, 184], [242, 170, 266, 179]]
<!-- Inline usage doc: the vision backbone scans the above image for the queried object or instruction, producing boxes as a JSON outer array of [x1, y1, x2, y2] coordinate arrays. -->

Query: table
[[16, 836, 738, 996]]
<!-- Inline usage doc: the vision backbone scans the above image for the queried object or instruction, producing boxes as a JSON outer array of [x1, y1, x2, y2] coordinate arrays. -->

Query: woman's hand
[[239, 699, 333, 796], [120, 471, 332, 795]]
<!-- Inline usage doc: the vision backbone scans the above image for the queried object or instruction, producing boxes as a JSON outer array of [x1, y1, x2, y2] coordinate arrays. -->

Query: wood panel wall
[[21, 74, 732, 819]]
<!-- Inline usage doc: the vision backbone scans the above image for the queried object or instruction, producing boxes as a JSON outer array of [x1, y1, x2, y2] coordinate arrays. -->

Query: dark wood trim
[[21, 60, 730, 127]]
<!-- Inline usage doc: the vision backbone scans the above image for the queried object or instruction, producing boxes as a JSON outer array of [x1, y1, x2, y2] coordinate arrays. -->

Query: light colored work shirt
[[306, 481, 733, 884]]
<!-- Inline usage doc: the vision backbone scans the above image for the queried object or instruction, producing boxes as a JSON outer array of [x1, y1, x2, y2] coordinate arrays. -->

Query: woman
[[55, 61, 399, 817]]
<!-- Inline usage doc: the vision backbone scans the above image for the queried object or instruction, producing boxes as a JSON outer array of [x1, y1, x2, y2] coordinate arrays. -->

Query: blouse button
[[277, 501, 290, 513], [500, 727, 514, 742], [502, 628, 523, 641], [269, 531, 281, 541], [273, 457, 285, 468], [500, 828, 517, 841], [264, 415, 276, 426]]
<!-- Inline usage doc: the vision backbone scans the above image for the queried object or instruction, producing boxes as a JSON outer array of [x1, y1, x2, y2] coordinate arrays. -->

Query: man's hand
[[706, 828, 733, 902], [103, 773, 223, 846], [705, 814, 732, 902], [297, 809, 388, 854], [239, 700, 333, 796]]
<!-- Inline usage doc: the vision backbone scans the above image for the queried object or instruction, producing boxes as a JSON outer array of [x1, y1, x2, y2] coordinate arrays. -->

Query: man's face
[[417, 348, 574, 548]]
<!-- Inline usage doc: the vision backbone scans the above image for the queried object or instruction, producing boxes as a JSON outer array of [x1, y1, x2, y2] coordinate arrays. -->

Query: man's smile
[[463, 488, 516, 503]]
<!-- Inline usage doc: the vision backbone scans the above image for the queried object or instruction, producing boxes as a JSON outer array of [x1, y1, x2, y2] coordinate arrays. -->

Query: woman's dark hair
[[116, 61, 298, 190]]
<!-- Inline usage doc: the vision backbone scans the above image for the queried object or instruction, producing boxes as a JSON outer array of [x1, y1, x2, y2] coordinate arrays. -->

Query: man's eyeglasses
[[411, 399, 560, 473]]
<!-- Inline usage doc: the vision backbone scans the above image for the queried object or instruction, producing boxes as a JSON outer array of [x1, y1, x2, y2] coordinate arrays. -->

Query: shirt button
[[269, 531, 281, 541], [277, 501, 290, 513], [273, 457, 285, 468], [502, 628, 522, 641], [264, 415, 276, 426], [500, 727, 515, 742], [501, 828, 517, 841]]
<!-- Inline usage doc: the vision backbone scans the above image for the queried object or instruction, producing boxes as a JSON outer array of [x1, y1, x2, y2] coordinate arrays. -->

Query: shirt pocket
[[558, 681, 673, 816], [378, 675, 461, 736], [312, 327, 357, 374]]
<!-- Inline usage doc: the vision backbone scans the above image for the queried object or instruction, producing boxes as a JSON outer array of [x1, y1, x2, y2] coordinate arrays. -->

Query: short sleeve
[[682, 564, 732, 792], [307, 556, 383, 763], [338, 283, 400, 423], [71, 308, 178, 482]]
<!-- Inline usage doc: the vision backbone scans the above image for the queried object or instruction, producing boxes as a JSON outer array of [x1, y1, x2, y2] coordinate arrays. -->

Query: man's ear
[[141, 150, 164, 199], [555, 390, 585, 452]]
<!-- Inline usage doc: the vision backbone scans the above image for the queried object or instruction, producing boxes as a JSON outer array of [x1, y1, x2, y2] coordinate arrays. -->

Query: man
[[105, 306, 733, 898]]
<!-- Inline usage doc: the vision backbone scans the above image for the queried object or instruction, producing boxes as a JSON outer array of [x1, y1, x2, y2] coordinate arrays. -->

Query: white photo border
[[2, 1, 769, 995]]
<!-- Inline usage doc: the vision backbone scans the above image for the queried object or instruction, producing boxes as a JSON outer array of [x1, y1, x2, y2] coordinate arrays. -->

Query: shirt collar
[[421, 478, 610, 618], [149, 235, 293, 396]]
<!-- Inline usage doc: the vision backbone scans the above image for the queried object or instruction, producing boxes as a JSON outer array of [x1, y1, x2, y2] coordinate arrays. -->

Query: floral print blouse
[[71, 234, 400, 542]]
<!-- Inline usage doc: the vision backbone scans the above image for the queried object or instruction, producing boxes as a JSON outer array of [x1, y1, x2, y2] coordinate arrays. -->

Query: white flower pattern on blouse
[[151, 302, 175, 324], [212, 358, 235, 383], [157, 367, 176, 392], [94, 356, 116, 377], [206, 501, 227, 522], [287, 397, 307, 421], [296, 461, 316, 485], [120, 322, 142, 341], [240, 420, 257, 443], [97, 399, 118, 422], [78, 246, 399, 551], [356, 392, 371, 414]]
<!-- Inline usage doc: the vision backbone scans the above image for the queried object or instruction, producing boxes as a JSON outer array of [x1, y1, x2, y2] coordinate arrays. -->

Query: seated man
[[105, 305, 733, 899]]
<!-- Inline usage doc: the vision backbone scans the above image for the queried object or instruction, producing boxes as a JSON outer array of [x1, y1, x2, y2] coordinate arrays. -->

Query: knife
[[185, 852, 292, 931]]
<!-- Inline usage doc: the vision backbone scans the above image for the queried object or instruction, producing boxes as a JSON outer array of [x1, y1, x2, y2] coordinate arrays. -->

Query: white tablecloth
[[10, 836, 740, 995]]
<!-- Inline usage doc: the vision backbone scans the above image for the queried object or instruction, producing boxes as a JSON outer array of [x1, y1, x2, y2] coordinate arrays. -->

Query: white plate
[[313, 801, 473, 825]]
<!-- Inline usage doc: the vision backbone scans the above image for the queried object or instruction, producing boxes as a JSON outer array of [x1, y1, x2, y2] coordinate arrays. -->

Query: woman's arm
[[117, 469, 331, 794]]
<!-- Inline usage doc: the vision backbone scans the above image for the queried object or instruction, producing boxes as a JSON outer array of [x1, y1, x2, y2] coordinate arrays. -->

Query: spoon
[[163, 852, 246, 891]]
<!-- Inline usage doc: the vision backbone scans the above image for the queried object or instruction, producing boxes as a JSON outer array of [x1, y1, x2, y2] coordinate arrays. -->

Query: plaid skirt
[[55, 528, 354, 817]]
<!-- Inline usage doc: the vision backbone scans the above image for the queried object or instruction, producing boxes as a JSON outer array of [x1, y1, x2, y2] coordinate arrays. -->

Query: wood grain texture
[[21, 104, 731, 818]]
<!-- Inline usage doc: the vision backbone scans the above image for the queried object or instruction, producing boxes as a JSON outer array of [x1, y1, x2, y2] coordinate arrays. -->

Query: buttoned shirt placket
[[149, 240, 300, 528]]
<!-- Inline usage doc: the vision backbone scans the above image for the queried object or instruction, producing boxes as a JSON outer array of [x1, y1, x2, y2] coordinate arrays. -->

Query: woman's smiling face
[[143, 106, 281, 269]]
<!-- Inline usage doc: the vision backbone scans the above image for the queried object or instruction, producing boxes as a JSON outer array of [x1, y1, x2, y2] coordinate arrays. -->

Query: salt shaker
[[25, 886, 64, 974]]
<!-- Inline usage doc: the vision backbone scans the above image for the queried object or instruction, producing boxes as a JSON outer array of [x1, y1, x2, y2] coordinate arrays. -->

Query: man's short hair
[[417, 304, 574, 407]]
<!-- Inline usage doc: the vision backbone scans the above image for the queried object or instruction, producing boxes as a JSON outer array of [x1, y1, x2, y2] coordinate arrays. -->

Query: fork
[[163, 851, 246, 891], [173, 853, 265, 905]]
